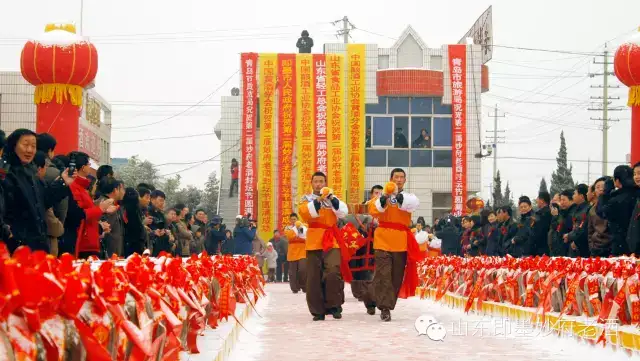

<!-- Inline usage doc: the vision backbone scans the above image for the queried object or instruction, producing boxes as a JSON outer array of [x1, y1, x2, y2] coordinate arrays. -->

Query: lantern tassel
[[34, 83, 84, 106], [629, 86, 640, 107]]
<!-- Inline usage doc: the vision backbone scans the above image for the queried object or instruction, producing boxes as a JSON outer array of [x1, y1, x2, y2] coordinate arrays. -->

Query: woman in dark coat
[[122, 187, 147, 257], [3, 129, 71, 253]]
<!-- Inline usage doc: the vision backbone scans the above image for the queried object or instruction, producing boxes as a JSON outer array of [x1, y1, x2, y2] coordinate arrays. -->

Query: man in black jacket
[[436, 215, 461, 256], [550, 189, 575, 256], [497, 206, 517, 256], [597, 165, 638, 256], [148, 190, 174, 256], [566, 184, 590, 257], [532, 191, 552, 256], [506, 197, 533, 258]]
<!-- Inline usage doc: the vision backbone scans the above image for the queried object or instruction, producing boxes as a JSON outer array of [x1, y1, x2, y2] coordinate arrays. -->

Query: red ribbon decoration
[[307, 222, 353, 283], [377, 222, 426, 299]]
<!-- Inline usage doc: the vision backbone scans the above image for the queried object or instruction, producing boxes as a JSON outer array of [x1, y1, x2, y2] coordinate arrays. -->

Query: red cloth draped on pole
[[378, 222, 425, 298], [308, 222, 353, 283]]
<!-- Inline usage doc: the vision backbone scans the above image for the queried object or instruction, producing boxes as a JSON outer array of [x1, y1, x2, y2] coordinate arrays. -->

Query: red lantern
[[20, 23, 98, 156], [613, 29, 640, 166]]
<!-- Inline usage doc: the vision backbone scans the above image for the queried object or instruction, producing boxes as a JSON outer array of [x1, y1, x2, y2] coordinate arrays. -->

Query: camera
[[68, 153, 76, 177]]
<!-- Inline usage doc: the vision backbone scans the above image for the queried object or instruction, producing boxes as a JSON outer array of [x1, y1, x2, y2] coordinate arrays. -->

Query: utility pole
[[332, 16, 355, 44], [589, 43, 622, 175], [486, 104, 506, 183]]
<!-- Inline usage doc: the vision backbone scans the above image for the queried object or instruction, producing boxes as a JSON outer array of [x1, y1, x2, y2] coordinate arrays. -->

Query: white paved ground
[[228, 283, 631, 361]]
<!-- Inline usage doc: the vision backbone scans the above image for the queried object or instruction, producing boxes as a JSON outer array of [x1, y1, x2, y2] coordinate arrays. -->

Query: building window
[[365, 116, 371, 148], [365, 97, 387, 114], [410, 97, 433, 115], [393, 116, 409, 149], [433, 192, 452, 223], [433, 97, 452, 114], [365, 96, 455, 169], [410, 150, 432, 167], [430, 56, 443, 71], [365, 149, 386, 166], [388, 97, 410, 114], [433, 117, 452, 147], [433, 150, 452, 167], [410, 116, 431, 148], [388, 150, 409, 167], [433, 193, 452, 208], [372, 116, 393, 146]]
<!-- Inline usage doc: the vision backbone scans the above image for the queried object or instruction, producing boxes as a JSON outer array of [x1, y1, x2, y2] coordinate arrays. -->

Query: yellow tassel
[[34, 84, 83, 106]]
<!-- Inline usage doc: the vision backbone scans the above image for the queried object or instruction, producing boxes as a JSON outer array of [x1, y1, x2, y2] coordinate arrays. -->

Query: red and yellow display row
[[241, 47, 366, 241]]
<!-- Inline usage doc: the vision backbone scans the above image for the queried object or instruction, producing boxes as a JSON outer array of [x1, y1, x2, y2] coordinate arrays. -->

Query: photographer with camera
[[233, 214, 256, 255], [205, 214, 226, 254], [148, 190, 175, 256]]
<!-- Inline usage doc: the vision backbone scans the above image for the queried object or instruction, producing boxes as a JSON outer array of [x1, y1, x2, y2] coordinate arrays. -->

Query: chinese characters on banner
[[296, 54, 315, 201], [258, 54, 278, 241], [325, 54, 345, 199], [448, 44, 467, 217], [347, 44, 366, 204], [277, 54, 296, 229], [78, 125, 100, 161], [313, 54, 328, 175], [240, 53, 258, 217]]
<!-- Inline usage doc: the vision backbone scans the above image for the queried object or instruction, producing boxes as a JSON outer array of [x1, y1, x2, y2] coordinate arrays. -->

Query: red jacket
[[69, 177, 103, 256]]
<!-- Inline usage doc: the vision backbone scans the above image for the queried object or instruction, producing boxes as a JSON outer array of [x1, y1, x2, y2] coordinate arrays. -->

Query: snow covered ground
[[228, 283, 632, 361]]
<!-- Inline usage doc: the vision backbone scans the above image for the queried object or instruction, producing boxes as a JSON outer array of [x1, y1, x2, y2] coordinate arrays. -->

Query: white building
[[215, 26, 489, 224]]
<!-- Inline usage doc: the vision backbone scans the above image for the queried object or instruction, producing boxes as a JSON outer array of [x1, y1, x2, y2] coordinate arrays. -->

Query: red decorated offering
[[0, 244, 264, 360], [417, 255, 640, 348]]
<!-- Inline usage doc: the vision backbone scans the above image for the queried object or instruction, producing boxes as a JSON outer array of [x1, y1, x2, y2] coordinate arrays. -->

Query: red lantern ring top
[[614, 28, 640, 106], [20, 23, 98, 106]]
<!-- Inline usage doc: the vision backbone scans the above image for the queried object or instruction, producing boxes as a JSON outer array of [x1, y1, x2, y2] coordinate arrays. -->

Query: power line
[[483, 94, 588, 106], [158, 140, 239, 177], [490, 60, 588, 73], [110, 102, 221, 107], [491, 44, 603, 56], [112, 69, 238, 130], [496, 156, 627, 164], [0, 22, 332, 40], [488, 84, 590, 102], [112, 132, 216, 144]]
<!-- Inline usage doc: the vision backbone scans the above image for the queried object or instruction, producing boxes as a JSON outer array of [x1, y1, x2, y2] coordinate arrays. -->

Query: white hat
[[267, 242, 273, 247], [236, 215, 243, 219]]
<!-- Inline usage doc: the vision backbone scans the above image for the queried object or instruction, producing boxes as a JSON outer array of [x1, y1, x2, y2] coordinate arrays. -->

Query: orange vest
[[298, 195, 341, 251], [284, 225, 307, 261], [369, 194, 416, 252]]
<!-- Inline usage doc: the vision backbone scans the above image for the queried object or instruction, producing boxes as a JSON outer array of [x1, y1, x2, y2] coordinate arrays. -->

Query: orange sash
[[377, 222, 426, 298]]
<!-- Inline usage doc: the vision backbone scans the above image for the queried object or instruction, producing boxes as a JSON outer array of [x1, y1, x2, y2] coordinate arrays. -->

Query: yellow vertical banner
[[258, 54, 278, 242], [347, 44, 366, 204], [295, 54, 315, 201], [326, 54, 345, 200]]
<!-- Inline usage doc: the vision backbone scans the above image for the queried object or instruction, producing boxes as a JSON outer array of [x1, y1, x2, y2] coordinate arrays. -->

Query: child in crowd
[[262, 242, 278, 282]]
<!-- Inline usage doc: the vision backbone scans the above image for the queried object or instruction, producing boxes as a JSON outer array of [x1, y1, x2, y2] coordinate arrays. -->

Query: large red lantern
[[20, 23, 98, 156], [613, 29, 640, 166]]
